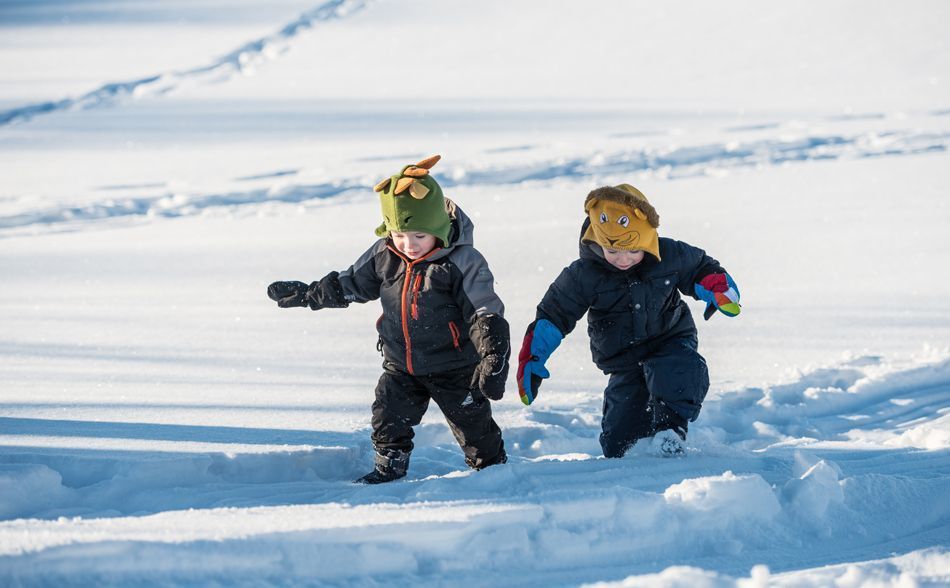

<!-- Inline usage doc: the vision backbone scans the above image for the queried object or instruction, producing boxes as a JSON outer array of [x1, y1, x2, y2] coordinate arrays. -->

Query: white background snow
[[1, 1, 949, 586]]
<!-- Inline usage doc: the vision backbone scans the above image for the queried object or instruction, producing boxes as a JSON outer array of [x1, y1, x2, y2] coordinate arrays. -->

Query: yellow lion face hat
[[581, 183, 661, 261]]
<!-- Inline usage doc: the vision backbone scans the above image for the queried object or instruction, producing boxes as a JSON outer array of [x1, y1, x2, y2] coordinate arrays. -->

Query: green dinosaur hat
[[373, 154, 451, 246]]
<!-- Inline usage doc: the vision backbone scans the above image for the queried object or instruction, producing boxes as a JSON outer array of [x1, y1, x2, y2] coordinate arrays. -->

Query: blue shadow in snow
[[0, 416, 359, 447]]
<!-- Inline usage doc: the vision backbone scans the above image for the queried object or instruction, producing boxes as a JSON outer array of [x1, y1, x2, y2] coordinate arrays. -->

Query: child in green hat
[[267, 155, 510, 483]]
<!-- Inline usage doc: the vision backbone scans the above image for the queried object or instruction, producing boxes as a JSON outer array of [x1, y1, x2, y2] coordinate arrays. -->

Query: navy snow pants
[[600, 335, 709, 458]]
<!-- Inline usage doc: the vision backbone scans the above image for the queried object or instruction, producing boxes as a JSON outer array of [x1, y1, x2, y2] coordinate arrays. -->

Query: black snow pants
[[600, 335, 709, 458], [371, 361, 506, 469]]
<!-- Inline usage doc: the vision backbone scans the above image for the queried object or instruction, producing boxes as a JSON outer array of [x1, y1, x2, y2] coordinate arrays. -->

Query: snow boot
[[652, 429, 686, 456], [472, 447, 507, 471], [652, 400, 688, 457], [356, 449, 410, 484]]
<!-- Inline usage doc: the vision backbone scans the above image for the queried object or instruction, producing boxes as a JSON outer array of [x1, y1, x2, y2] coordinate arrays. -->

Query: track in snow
[[0, 0, 372, 127]]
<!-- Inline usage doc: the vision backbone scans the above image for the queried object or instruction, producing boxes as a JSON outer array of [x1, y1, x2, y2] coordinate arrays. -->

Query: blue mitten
[[516, 319, 563, 405]]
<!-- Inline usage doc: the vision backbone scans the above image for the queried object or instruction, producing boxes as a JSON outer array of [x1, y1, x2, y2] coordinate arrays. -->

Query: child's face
[[603, 248, 645, 270], [391, 231, 438, 260]]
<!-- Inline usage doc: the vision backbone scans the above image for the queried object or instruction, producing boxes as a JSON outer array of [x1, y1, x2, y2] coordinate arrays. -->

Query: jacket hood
[[428, 199, 473, 260]]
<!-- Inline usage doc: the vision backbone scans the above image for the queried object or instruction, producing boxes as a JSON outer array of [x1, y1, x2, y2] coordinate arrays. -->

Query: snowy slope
[[1, 1, 949, 586], [0, 0, 324, 106], [5, 0, 949, 115]]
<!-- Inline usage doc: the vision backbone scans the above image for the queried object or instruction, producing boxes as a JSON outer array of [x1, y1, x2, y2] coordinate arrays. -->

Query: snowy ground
[[1, 1, 949, 586]]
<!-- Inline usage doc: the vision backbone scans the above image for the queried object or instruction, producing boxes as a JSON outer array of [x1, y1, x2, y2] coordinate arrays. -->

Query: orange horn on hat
[[403, 166, 429, 178], [374, 177, 392, 193], [394, 177, 415, 195], [415, 154, 441, 169]]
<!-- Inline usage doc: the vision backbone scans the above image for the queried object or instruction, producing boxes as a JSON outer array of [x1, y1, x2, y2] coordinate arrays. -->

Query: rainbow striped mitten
[[695, 272, 741, 320]]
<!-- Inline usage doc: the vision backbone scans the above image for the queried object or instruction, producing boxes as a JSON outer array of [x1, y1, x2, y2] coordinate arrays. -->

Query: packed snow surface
[[1, 1, 948, 586]]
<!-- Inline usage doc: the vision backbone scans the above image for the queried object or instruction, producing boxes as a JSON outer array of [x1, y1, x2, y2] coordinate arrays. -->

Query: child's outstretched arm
[[452, 248, 510, 401], [518, 261, 592, 405], [267, 242, 384, 310]]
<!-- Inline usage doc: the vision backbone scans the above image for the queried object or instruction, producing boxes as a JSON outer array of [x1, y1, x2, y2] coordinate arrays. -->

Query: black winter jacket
[[310, 205, 508, 377], [537, 219, 725, 373]]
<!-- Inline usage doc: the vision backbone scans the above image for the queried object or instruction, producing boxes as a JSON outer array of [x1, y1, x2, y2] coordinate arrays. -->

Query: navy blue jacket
[[537, 220, 724, 373]]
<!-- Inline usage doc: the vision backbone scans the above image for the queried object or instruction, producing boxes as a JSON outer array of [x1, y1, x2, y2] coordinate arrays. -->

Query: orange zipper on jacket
[[411, 273, 423, 320], [448, 321, 461, 350], [387, 245, 440, 375]]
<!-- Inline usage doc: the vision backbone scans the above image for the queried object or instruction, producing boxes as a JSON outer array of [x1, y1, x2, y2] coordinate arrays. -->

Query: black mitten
[[470, 353, 508, 400], [267, 281, 310, 308], [469, 314, 511, 401], [267, 273, 348, 310]]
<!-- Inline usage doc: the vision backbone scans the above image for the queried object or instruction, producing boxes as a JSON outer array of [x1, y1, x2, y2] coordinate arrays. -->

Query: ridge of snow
[[1, 122, 946, 236]]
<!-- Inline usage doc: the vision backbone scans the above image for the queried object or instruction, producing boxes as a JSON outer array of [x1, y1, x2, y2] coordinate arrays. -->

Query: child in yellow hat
[[516, 184, 740, 457]]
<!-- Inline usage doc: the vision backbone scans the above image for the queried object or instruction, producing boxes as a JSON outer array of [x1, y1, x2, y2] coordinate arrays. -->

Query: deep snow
[[1, 1, 948, 586]]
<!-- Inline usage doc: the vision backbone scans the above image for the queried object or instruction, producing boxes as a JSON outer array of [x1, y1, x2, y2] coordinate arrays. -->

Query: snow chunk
[[782, 453, 845, 534], [664, 471, 781, 524], [0, 464, 70, 520]]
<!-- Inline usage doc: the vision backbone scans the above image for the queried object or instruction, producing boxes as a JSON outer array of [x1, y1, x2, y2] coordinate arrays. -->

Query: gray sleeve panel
[[452, 246, 505, 320], [337, 240, 385, 303]]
